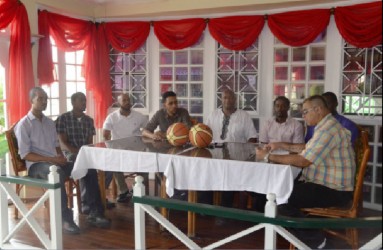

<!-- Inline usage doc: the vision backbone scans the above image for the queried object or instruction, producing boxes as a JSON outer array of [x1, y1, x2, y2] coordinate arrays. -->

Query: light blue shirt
[[15, 111, 60, 169]]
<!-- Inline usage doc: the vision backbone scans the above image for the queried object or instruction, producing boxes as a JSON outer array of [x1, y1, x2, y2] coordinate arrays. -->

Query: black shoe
[[116, 190, 132, 203], [106, 199, 116, 209], [87, 214, 111, 228], [63, 220, 80, 235]]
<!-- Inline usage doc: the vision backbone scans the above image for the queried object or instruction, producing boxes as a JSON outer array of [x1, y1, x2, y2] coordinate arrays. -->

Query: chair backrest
[[4, 123, 27, 176], [350, 127, 370, 216]]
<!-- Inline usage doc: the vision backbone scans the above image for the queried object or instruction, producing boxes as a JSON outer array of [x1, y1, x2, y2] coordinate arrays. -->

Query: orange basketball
[[189, 123, 213, 148], [166, 122, 189, 146]]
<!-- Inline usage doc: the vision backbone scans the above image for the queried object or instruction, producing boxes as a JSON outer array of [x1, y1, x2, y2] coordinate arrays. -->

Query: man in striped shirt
[[256, 95, 355, 249]]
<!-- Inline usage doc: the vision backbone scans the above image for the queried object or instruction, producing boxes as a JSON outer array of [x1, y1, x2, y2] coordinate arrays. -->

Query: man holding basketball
[[142, 91, 192, 140]]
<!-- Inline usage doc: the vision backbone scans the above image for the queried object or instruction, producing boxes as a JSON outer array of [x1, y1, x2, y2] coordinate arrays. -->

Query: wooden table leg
[[160, 175, 167, 231], [98, 170, 106, 209], [187, 191, 196, 237]]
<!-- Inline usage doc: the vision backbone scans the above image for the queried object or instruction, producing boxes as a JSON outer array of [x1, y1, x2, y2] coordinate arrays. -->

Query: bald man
[[103, 93, 148, 202]]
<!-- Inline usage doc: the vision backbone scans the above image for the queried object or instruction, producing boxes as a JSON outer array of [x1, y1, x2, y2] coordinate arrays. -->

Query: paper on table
[[271, 149, 290, 155]]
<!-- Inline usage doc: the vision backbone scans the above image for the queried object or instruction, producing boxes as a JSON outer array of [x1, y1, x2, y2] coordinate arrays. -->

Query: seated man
[[259, 96, 304, 144], [256, 95, 355, 249], [56, 92, 110, 228], [103, 93, 148, 201], [206, 89, 257, 144], [305, 91, 358, 144], [15, 87, 80, 234], [255, 96, 304, 212], [142, 91, 192, 140], [206, 89, 258, 207]]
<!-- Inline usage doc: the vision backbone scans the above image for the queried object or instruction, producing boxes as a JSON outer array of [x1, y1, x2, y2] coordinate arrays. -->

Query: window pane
[[292, 47, 306, 62], [191, 50, 203, 64], [274, 48, 288, 62], [160, 67, 173, 81], [160, 51, 173, 64], [175, 51, 188, 64], [311, 47, 325, 61], [292, 66, 306, 81], [275, 67, 288, 81], [175, 83, 187, 97], [218, 53, 235, 72], [191, 67, 203, 81], [309, 65, 325, 80], [190, 84, 203, 97], [65, 51, 76, 64], [66, 65, 76, 80], [175, 67, 188, 81]]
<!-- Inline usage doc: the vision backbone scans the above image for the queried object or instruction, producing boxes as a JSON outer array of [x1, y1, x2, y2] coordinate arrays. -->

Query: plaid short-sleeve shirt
[[56, 111, 95, 148], [301, 114, 355, 191]]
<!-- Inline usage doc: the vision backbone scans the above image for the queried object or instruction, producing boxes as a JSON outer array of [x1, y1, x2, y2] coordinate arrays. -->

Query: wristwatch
[[264, 153, 270, 163]]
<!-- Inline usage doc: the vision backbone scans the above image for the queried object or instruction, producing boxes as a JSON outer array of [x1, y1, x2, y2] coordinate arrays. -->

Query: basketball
[[166, 122, 189, 146], [189, 147, 212, 158], [189, 123, 213, 148]]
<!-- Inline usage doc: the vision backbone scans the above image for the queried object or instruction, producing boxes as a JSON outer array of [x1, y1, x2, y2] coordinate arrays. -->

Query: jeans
[[28, 162, 74, 222], [65, 152, 104, 215]]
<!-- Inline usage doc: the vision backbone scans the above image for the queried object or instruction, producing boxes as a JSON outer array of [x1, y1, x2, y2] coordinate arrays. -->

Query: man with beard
[[56, 92, 111, 228], [254, 96, 304, 212], [103, 93, 148, 202], [259, 96, 304, 144], [142, 91, 192, 140]]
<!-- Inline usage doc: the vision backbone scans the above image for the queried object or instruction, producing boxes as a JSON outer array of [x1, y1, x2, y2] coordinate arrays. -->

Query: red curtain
[[38, 10, 111, 128], [268, 9, 330, 46], [0, 0, 34, 126], [335, 2, 382, 48], [154, 18, 206, 50], [208, 15, 264, 51], [104, 21, 150, 53]]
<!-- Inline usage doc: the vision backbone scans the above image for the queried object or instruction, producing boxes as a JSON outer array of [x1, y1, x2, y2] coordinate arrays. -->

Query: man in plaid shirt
[[56, 92, 111, 228]]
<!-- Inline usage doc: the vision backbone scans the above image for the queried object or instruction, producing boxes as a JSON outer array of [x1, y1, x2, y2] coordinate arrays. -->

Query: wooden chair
[[300, 128, 370, 249], [5, 123, 82, 218]]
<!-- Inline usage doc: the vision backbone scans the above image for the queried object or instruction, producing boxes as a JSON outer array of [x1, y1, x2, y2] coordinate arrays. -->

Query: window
[[159, 36, 204, 122], [273, 31, 326, 117], [216, 41, 259, 113], [341, 43, 382, 117], [109, 43, 148, 109], [0, 62, 7, 159], [41, 38, 86, 120]]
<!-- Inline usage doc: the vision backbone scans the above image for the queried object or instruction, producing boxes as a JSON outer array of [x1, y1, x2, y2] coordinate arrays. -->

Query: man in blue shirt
[[305, 92, 358, 144]]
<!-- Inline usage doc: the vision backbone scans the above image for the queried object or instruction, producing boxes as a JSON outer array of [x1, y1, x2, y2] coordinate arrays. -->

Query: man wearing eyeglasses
[[205, 89, 258, 211], [305, 91, 358, 145], [256, 95, 355, 249]]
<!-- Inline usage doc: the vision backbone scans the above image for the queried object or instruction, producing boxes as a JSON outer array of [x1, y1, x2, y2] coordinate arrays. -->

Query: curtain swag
[[2, 1, 381, 127], [334, 2, 382, 48], [0, 0, 34, 126]]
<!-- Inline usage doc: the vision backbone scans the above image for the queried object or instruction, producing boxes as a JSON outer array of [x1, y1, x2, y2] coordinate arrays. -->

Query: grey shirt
[[15, 111, 60, 169], [145, 108, 192, 133]]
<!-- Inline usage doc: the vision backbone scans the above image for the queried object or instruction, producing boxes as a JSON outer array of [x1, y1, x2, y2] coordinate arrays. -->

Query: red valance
[[154, 18, 206, 50], [335, 1, 382, 48], [208, 16, 264, 51], [103, 21, 150, 53], [38, 10, 93, 84], [38, 10, 111, 128], [268, 9, 330, 47], [0, 0, 34, 126]]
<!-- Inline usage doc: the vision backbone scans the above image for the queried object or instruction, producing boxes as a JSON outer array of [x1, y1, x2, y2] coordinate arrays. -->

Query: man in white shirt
[[206, 89, 258, 143], [259, 96, 304, 144], [103, 93, 148, 202], [254, 96, 304, 212], [205, 89, 258, 209]]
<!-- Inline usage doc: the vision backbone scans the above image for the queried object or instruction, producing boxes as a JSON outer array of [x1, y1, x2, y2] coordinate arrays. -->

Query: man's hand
[[50, 155, 68, 166], [152, 131, 166, 140], [255, 146, 269, 161]]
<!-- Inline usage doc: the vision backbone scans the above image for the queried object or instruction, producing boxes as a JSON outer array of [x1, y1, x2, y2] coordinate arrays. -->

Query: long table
[[72, 136, 301, 235]]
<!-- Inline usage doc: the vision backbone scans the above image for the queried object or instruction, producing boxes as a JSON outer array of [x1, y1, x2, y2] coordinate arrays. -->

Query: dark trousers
[[28, 162, 73, 222], [278, 181, 353, 247]]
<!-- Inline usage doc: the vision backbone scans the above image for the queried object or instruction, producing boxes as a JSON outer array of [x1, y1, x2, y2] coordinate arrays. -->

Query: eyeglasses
[[301, 107, 316, 116], [220, 115, 230, 140]]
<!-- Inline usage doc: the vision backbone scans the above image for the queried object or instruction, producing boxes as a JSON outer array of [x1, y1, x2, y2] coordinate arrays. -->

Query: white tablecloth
[[72, 145, 301, 204]]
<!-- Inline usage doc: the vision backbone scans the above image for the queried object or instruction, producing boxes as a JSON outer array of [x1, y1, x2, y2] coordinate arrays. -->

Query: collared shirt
[[305, 113, 359, 144], [259, 117, 304, 144], [55, 111, 95, 149], [206, 109, 258, 143], [301, 114, 355, 191], [15, 111, 60, 169], [103, 110, 148, 139], [145, 108, 192, 133]]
